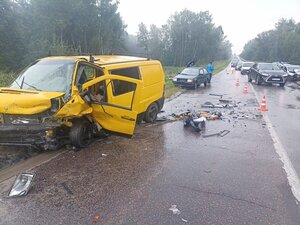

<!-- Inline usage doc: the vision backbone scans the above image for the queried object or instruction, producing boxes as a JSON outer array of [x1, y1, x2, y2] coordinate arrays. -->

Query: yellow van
[[0, 55, 165, 150]]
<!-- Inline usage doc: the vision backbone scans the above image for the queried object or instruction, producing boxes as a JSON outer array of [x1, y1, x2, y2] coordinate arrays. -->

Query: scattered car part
[[203, 130, 230, 138], [169, 205, 181, 215], [183, 113, 203, 132], [8, 172, 35, 197], [61, 182, 74, 195], [209, 93, 223, 98]]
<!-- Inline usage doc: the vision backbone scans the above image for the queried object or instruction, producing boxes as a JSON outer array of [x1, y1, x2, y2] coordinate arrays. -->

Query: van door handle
[[121, 116, 135, 121]]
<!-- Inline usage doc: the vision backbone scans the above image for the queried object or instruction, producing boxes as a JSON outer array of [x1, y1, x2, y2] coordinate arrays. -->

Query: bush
[[0, 71, 17, 87]]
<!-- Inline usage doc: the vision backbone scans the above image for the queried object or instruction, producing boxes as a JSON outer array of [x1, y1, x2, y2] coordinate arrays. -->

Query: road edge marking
[[250, 84, 300, 203]]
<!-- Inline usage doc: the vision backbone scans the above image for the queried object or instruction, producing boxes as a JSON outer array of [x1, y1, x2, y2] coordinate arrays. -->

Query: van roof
[[41, 55, 149, 65]]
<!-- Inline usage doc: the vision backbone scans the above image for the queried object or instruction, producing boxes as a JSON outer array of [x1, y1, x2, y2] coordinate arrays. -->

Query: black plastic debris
[[61, 182, 74, 195], [183, 113, 206, 132], [203, 130, 230, 138]]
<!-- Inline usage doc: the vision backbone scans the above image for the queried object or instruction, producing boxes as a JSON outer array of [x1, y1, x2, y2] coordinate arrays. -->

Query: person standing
[[207, 61, 214, 83]]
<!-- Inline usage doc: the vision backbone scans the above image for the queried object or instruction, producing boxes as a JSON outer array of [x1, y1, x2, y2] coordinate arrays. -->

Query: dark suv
[[248, 63, 288, 87], [172, 67, 210, 89]]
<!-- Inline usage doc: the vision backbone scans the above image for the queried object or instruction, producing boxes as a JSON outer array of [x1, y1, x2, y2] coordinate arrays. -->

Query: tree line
[[137, 9, 232, 66], [0, 0, 231, 71], [241, 19, 300, 64]]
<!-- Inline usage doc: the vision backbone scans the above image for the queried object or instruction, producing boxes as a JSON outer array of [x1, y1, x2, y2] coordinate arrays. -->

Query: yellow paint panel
[[56, 95, 92, 118], [0, 88, 64, 114]]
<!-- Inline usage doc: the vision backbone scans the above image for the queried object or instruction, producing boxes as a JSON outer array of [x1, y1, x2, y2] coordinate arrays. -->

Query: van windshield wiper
[[20, 77, 41, 91]]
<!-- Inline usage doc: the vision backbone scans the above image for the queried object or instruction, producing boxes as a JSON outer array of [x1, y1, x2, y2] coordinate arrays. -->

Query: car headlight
[[261, 73, 269, 76], [282, 73, 288, 77], [187, 79, 193, 83], [173, 78, 177, 82], [8, 172, 35, 197]]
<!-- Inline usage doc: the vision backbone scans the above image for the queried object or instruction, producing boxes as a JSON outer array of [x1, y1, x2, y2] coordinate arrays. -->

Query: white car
[[241, 62, 255, 75], [281, 64, 300, 81]]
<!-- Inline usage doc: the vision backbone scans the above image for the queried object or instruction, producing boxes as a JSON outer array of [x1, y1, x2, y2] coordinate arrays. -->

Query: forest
[[0, 0, 231, 72], [241, 19, 300, 64]]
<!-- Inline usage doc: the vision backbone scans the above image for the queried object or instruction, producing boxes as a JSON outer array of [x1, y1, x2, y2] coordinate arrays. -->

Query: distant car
[[172, 67, 210, 89], [281, 64, 300, 81], [248, 63, 288, 87], [241, 62, 255, 75], [235, 61, 243, 70], [231, 59, 239, 67]]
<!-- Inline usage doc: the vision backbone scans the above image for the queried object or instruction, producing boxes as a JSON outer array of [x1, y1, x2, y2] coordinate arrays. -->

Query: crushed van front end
[[0, 113, 69, 150]]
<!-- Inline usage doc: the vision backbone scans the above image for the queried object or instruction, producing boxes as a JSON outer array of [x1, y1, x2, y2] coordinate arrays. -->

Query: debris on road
[[202, 130, 230, 138], [61, 182, 74, 195], [169, 205, 181, 215], [8, 172, 35, 197], [181, 218, 188, 223], [209, 93, 224, 98], [92, 215, 101, 224], [183, 113, 206, 132]]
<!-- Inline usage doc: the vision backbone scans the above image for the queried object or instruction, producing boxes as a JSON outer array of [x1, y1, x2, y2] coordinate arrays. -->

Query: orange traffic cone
[[235, 78, 240, 86], [242, 84, 248, 94], [259, 96, 268, 111]]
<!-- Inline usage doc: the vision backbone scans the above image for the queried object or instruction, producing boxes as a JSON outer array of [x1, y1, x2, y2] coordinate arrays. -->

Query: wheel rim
[[149, 105, 158, 121]]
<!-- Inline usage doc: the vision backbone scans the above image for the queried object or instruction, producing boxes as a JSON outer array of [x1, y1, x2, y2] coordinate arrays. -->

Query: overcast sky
[[118, 0, 300, 54]]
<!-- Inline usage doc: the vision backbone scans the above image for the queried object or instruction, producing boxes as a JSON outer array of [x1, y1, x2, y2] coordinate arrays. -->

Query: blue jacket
[[207, 63, 214, 74]]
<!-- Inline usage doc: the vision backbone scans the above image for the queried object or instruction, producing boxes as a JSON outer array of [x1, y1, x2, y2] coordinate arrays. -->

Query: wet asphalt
[[251, 80, 300, 176], [0, 68, 299, 225]]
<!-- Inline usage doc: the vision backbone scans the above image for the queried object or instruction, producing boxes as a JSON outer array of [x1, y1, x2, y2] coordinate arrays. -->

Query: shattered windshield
[[11, 59, 75, 92]]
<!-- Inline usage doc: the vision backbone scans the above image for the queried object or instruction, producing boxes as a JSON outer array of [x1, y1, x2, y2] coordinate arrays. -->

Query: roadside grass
[[0, 71, 17, 87], [163, 60, 230, 98]]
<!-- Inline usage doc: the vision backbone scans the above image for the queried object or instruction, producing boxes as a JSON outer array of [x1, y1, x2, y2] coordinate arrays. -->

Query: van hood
[[0, 88, 64, 114]]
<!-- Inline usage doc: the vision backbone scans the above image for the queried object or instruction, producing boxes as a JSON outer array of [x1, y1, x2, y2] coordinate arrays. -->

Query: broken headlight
[[8, 172, 35, 197]]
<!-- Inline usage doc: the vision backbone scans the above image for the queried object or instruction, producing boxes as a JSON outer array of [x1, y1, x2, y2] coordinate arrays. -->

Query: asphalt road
[[0, 67, 299, 225]]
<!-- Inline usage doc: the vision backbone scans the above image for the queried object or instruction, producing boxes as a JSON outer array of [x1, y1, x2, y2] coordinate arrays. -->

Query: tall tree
[[0, 0, 24, 70], [241, 18, 300, 64], [137, 9, 231, 66]]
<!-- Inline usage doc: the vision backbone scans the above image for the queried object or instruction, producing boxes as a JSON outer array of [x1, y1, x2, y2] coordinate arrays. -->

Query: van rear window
[[110, 67, 140, 79]]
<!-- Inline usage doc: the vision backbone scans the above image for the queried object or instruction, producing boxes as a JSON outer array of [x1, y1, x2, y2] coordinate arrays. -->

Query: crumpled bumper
[[0, 123, 64, 149]]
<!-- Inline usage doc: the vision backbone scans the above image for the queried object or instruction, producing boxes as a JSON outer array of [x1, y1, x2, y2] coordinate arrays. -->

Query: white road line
[[250, 84, 300, 203]]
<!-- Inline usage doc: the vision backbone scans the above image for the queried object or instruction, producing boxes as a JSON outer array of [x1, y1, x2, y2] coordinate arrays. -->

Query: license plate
[[272, 78, 280, 81]]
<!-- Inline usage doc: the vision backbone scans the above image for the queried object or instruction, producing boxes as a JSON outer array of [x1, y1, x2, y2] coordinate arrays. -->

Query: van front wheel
[[70, 120, 92, 148], [144, 102, 159, 123]]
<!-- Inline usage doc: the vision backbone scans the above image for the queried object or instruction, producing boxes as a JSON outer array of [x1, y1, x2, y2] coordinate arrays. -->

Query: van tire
[[144, 102, 159, 123], [69, 120, 92, 148]]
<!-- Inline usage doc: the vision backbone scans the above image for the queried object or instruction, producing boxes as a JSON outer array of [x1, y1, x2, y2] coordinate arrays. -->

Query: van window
[[112, 80, 136, 96], [76, 64, 104, 85], [110, 67, 140, 80]]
